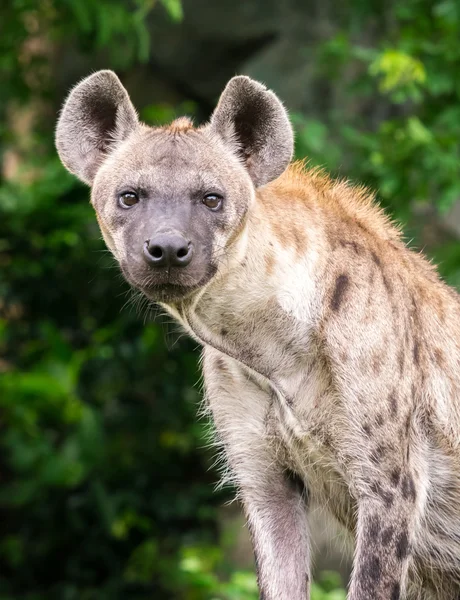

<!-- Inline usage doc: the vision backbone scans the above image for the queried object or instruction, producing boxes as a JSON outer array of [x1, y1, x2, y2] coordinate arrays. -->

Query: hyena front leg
[[244, 470, 310, 600], [349, 496, 415, 599], [347, 444, 423, 600], [203, 348, 310, 600]]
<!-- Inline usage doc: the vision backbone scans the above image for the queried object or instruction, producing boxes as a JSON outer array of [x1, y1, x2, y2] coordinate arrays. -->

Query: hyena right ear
[[208, 76, 294, 187], [56, 70, 139, 185]]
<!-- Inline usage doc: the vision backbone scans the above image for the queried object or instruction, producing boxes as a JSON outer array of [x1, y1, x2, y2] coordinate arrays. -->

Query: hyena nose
[[143, 234, 193, 268]]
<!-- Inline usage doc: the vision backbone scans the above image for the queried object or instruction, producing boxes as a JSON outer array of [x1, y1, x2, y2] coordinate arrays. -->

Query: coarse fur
[[56, 70, 460, 599]]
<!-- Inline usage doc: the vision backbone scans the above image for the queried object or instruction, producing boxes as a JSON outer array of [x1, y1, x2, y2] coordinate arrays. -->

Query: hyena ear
[[55, 70, 139, 185], [208, 76, 294, 187]]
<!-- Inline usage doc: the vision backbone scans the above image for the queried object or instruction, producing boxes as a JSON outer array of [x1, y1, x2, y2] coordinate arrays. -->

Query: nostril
[[176, 246, 189, 259], [150, 245, 163, 259]]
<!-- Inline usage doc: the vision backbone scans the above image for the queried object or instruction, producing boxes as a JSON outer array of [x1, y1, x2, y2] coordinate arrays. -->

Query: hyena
[[56, 71, 460, 599]]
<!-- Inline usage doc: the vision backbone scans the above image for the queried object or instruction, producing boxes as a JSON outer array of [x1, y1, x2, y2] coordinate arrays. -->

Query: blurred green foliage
[[1, 0, 459, 598], [294, 1, 460, 260]]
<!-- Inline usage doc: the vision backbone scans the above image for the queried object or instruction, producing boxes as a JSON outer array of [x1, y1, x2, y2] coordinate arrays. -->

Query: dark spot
[[381, 526, 395, 545], [363, 423, 372, 436], [370, 251, 393, 295], [215, 357, 226, 370], [397, 349, 404, 375], [368, 515, 381, 542], [372, 353, 383, 375], [339, 240, 363, 254], [356, 220, 370, 235], [371, 251, 382, 267], [331, 274, 350, 312], [413, 340, 420, 365], [405, 414, 411, 437], [401, 474, 417, 502], [396, 530, 410, 560], [285, 395, 294, 407], [433, 348, 445, 368], [371, 444, 387, 464], [370, 482, 394, 508], [368, 269, 376, 287], [408, 476, 417, 501], [382, 274, 393, 296], [391, 582, 401, 600], [389, 392, 398, 419], [221, 328, 228, 336], [390, 468, 401, 487], [362, 555, 381, 583], [382, 490, 394, 508], [322, 432, 333, 448], [376, 413, 384, 427]]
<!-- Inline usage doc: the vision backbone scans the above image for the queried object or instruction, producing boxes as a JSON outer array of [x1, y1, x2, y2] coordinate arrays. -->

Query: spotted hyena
[[56, 70, 460, 599]]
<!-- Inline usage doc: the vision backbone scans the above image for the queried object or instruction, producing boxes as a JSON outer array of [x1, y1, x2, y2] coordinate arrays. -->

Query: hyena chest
[[183, 299, 356, 528]]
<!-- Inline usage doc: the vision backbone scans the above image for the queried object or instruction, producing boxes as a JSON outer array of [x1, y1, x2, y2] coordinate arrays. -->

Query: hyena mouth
[[121, 270, 195, 302], [133, 267, 218, 304], [143, 282, 199, 303]]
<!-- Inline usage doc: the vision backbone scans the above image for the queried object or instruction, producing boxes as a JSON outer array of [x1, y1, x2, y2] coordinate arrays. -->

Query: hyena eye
[[202, 193, 223, 211], [119, 191, 139, 208]]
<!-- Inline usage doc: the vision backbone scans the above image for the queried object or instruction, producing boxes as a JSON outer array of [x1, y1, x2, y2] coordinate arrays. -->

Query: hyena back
[[56, 70, 460, 599]]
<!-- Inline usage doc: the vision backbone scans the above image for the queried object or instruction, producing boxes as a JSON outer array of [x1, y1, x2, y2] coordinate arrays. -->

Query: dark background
[[1, 1, 460, 598]]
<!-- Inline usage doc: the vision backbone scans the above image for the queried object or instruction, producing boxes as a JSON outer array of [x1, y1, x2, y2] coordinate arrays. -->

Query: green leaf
[[161, 0, 183, 21]]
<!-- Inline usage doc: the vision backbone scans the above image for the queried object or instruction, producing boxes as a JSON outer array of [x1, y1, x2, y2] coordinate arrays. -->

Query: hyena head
[[56, 71, 293, 302]]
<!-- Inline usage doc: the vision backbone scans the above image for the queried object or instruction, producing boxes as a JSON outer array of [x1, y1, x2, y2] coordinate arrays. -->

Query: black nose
[[143, 234, 193, 268]]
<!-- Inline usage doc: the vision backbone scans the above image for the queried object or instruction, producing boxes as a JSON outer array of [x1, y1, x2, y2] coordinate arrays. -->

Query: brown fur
[[167, 116, 194, 132]]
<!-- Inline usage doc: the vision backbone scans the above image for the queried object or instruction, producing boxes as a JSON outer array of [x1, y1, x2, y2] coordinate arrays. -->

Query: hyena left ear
[[208, 76, 294, 187]]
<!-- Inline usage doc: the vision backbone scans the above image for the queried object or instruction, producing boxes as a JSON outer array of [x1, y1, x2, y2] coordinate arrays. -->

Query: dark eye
[[202, 193, 223, 211], [119, 191, 139, 208]]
